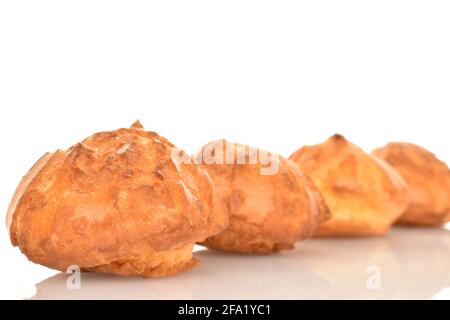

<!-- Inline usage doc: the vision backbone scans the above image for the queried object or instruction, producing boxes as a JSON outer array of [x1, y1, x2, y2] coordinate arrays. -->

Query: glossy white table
[[24, 226, 450, 300]]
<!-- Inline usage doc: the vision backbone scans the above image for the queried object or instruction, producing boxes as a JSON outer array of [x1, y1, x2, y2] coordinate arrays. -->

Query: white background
[[0, 1, 449, 300]]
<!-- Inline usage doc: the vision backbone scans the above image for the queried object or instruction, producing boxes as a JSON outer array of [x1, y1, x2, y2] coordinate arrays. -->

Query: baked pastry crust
[[6, 121, 227, 277], [290, 134, 409, 237], [373, 143, 450, 226], [195, 140, 330, 253]]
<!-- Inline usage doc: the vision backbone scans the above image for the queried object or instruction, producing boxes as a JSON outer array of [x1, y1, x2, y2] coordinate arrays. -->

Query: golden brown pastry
[[289, 134, 409, 237], [373, 143, 450, 226], [6, 121, 228, 278], [194, 140, 330, 254]]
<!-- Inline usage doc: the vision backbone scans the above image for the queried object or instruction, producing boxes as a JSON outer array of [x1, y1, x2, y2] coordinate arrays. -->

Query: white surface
[[8, 227, 450, 300], [0, 1, 450, 300]]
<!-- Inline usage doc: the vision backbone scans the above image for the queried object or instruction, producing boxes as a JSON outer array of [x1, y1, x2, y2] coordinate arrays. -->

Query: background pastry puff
[[6, 121, 228, 278], [194, 140, 330, 254], [289, 134, 409, 237], [373, 143, 450, 226]]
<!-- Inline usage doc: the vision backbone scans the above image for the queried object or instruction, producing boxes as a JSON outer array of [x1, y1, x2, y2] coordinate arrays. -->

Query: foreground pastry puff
[[6, 121, 227, 277], [373, 143, 450, 226], [289, 134, 409, 237], [194, 140, 330, 254]]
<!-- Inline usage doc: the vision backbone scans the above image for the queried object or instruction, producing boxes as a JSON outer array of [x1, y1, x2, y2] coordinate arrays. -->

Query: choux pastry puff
[[6, 122, 228, 277], [194, 139, 330, 253], [373, 142, 450, 226], [290, 134, 409, 237]]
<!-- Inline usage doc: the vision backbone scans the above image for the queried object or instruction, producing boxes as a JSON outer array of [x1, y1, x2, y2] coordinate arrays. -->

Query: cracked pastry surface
[[195, 140, 330, 254], [373, 143, 450, 226], [290, 134, 409, 237], [6, 121, 228, 277]]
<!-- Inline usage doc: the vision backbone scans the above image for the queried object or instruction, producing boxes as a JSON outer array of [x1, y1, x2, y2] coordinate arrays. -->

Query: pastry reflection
[[298, 227, 450, 299], [31, 228, 450, 300]]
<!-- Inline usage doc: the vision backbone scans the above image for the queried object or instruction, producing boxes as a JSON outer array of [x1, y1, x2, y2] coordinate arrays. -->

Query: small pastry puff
[[373, 142, 450, 226], [195, 140, 330, 253], [290, 134, 409, 237]]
